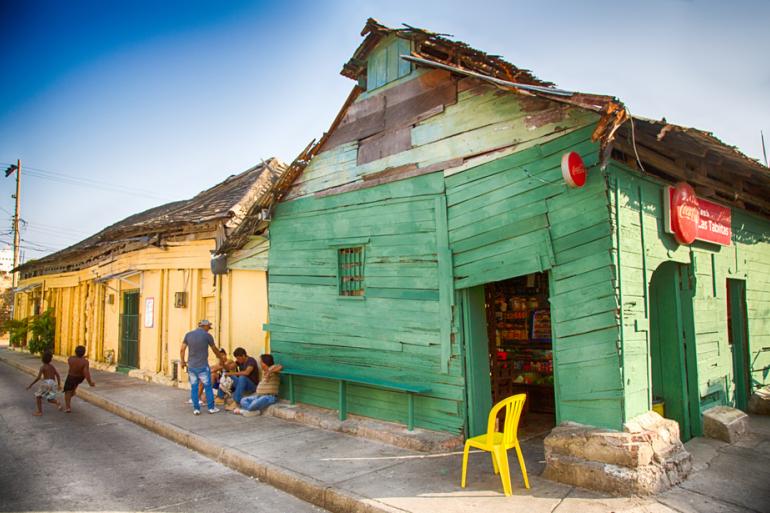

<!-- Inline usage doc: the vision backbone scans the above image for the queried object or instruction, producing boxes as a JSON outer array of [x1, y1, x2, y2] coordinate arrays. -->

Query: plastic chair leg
[[493, 445, 512, 496], [514, 444, 530, 489], [461, 442, 471, 488], [491, 451, 499, 475]]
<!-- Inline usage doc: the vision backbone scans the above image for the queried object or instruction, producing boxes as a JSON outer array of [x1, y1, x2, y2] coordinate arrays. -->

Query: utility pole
[[12, 159, 21, 288], [4, 160, 21, 319]]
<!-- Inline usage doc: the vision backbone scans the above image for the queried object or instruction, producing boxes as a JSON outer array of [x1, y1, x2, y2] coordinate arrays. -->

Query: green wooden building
[[250, 20, 770, 440]]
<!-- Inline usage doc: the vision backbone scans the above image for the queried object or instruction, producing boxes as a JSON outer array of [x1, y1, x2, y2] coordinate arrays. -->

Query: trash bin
[[652, 397, 665, 417]]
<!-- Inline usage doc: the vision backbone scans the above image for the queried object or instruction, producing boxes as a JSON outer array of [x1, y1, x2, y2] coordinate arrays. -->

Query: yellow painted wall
[[14, 239, 269, 380], [219, 269, 269, 358]]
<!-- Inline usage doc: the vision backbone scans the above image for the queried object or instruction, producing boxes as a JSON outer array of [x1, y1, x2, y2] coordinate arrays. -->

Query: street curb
[[1, 353, 393, 513]]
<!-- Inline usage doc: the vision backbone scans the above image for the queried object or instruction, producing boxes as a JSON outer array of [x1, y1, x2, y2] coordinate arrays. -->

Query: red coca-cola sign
[[664, 182, 732, 246], [668, 182, 700, 244], [561, 151, 587, 188]]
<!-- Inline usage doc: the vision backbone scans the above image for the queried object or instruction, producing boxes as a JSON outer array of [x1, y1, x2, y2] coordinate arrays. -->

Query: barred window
[[338, 247, 365, 296]]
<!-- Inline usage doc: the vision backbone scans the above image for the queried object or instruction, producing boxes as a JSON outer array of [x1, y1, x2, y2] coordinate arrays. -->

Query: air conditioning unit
[[174, 292, 188, 308]]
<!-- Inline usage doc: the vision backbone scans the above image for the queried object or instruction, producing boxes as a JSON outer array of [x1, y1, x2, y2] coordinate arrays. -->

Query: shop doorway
[[463, 272, 555, 438], [727, 279, 751, 411], [119, 290, 140, 370], [649, 262, 700, 441]]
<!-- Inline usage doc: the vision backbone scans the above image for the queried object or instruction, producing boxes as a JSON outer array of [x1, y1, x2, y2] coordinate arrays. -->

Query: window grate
[[338, 247, 365, 296]]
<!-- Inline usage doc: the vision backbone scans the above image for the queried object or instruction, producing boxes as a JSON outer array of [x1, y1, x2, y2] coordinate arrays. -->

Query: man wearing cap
[[180, 320, 224, 415]]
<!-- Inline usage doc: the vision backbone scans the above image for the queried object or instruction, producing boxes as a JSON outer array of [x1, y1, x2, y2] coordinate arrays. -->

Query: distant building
[[14, 158, 285, 376], [0, 247, 14, 273]]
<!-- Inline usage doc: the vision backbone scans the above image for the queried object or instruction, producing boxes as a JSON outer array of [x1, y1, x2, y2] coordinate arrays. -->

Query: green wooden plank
[[366, 288, 440, 301], [450, 201, 548, 244], [444, 123, 598, 189], [275, 173, 444, 216], [553, 310, 619, 339], [270, 275, 336, 286], [448, 180, 562, 233], [265, 326, 404, 352], [552, 246, 615, 280], [551, 222, 613, 254], [267, 313, 438, 345], [412, 91, 526, 147], [454, 229, 547, 272], [446, 137, 599, 209], [435, 195, 453, 374], [555, 235, 614, 267], [455, 253, 543, 290], [452, 214, 548, 258], [552, 266, 615, 294]]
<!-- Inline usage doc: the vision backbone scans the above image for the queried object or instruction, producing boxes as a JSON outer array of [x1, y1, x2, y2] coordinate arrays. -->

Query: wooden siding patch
[[358, 126, 412, 165]]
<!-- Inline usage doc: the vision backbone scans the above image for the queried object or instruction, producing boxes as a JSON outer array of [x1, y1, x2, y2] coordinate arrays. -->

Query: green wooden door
[[119, 291, 140, 369], [462, 286, 493, 437], [727, 279, 750, 411], [649, 262, 700, 441]]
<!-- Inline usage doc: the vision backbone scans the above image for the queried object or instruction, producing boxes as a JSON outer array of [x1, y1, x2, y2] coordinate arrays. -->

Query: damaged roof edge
[[401, 53, 629, 164], [17, 158, 286, 277]]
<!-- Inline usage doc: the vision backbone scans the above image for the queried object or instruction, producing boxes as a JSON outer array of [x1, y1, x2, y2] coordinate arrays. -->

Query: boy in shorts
[[26, 350, 61, 416], [62, 345, 95, 413]]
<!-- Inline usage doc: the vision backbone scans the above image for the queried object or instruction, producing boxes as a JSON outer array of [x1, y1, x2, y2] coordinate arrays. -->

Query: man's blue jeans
[[219, 375, 256, 404], [240, 394, 277, 412], [188, 366, 215, 411]]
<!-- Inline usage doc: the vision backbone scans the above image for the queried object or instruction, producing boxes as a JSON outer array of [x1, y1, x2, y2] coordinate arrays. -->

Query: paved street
[[0, 363, 326, 513], [2, 348, 770, 513]]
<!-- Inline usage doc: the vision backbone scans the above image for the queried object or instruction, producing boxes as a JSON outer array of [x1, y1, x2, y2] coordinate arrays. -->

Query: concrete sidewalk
[[3, 347, 768, 513]]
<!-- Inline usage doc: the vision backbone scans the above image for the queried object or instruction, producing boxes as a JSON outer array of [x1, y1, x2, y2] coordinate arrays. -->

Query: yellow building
[[14, 158, 285, 382]]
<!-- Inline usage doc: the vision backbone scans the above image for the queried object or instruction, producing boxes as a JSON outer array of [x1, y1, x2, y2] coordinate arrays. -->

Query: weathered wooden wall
[[446, 125, 623, 429], [269, 173, 468, 432], [287, 71, 596, 201], [611, 163, 770, 420], [270, 56, 619, 433], [15, 239, 269, 377]]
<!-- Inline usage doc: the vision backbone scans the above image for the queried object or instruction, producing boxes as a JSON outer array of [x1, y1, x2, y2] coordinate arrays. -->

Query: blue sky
[[1, 0, 768, 260]]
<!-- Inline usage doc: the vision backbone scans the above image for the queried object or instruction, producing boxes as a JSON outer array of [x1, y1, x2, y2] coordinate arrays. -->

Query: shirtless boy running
[[26, 350, 61, 415], [62, 345, 95, 413]]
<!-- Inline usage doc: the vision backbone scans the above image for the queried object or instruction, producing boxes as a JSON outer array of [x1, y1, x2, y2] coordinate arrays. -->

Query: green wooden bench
[[282, 367, 431, 431]]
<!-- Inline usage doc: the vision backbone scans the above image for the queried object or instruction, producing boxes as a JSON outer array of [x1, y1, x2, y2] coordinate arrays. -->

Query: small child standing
[[26, 350, 61, 416], [62, 345, 95, 413]]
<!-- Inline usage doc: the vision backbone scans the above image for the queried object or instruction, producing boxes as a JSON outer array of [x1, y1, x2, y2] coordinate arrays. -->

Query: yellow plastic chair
[[461, 393, 529, 496]]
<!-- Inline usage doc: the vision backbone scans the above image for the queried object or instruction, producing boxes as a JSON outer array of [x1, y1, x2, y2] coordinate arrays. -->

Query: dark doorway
[[727, 279, 751, 411], [119, 290, 140, 370], [649, 262, 701, 441], [464, 272, 555, 438]]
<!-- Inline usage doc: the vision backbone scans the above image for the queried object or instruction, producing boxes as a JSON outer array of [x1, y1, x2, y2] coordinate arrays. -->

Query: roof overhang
[[612, 118, 770, 218], [94, 270, 141, 289], [14, 283, 42, 294]]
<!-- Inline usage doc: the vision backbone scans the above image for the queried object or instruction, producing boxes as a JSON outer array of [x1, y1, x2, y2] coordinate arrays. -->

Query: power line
[[19, 219, 90, 237], [21, 238, 63, 252], [0, 160, 173, 200], [0, 239, 63, 253]]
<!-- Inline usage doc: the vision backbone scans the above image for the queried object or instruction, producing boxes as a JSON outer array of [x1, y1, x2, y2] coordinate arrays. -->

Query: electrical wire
[[0, 239, 62, 253], [20, 221, 89, 238], [0, 160, 173, 200], [624, 108, 647, 174]]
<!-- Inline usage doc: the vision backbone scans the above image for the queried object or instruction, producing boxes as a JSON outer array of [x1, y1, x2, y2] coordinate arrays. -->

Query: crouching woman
[[236, 354, 281, 416]]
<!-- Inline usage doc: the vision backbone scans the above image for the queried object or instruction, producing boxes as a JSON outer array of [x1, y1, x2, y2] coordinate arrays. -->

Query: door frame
[[461, 285, 493, 438], [727, 278, 751, 411], [119, 289, 140, 370], [649, 261, 701, 440]]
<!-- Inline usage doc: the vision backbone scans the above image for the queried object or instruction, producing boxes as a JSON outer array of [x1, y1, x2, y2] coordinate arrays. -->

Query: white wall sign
[[144, 297, 154, 328]]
